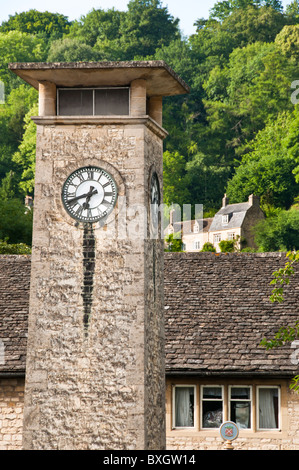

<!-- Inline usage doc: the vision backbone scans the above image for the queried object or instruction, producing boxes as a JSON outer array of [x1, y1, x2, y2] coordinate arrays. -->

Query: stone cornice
[[31, 115, 169, 139]]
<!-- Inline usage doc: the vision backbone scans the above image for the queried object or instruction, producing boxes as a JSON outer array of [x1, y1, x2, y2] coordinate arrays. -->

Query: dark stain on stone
[[82, 224, 96, 336]]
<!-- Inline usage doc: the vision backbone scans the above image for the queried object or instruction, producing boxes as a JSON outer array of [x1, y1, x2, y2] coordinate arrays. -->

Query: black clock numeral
[[102, 181, 111, 188], [104, 192, 114, 197], [77, 172, 85, 183], [87, 170, 94, 180], [102, 199, 112, 208], [75, 205, 84, 218]]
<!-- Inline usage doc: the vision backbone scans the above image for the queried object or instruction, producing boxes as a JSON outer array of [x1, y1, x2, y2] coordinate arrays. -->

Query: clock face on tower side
[[150, 172, 160, 230], [62, 166, 118, 223]]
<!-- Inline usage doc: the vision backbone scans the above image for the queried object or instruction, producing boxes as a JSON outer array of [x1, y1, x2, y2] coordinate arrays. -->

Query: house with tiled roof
[[165, 195, 265, 252], [0, 253, 299, 450]]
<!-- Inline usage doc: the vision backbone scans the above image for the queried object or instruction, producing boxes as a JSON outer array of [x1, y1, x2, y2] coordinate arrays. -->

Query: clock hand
[[83, 187, 98, 210], [67, 188, 98, 205]]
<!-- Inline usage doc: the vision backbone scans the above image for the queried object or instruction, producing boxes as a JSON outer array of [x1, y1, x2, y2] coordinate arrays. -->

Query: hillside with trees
[[1, 0, 299, 251]]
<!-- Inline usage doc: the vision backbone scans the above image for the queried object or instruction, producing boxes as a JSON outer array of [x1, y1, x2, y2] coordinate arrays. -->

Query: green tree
[[219, 239, 235, 252], [0, 198, 33, 245], [226, 111, 299, 209], [68, 8, 125, 47], [0, 85, 38, 199], [12, 104, 38, 196], [163, 151, 191, 207], [47, 38, 102, 62], [200, 242, 216, 252], [0, 31, 47, 94], [164, 233, 183, 252], [0, 10, 72, 39], [254, 207, 299, 251]]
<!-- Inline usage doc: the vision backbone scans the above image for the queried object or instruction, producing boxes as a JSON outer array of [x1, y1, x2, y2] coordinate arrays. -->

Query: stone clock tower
[[9, 61, 189, 450]]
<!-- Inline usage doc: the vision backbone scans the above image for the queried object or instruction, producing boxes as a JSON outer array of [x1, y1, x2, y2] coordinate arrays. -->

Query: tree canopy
[[0, 1, 299, 248]]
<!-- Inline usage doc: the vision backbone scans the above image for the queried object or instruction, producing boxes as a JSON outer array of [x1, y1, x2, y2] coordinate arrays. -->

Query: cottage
[[165, 194, 265, 252]]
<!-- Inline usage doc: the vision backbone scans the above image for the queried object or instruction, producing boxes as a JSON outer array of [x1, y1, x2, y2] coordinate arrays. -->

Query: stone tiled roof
[[0, 256, 30, 375], [164, 252, 299, 377], [0, 253, 298, 378], [209, 203, 250, 231]]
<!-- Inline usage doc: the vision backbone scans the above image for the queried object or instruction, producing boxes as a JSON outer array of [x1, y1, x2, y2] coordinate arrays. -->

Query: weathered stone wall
[[0, 378, 24, 450], [23, 120, 165, 450]]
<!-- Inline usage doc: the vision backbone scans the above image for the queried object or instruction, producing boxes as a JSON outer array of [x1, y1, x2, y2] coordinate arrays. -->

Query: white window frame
[[193, 240, 200, 250], [214, 233, 221, 243], [256, 385, 281, 431], [228, 385, 252, 430], [222, 214, 229, 224], [227, 232, 235, 240], [172, 384, 196, 429], [201, 385, 224, 430], [194, 223, 199, 233]]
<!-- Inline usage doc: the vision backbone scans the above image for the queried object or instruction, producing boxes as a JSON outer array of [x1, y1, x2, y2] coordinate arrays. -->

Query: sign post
[[219, 421, 239, 450]]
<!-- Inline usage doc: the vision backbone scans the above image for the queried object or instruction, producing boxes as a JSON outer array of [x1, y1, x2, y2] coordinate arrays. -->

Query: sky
[[0, 0, 294, 37]]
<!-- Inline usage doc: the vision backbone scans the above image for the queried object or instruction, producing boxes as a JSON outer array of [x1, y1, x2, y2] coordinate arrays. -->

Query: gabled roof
[[164, 252, 299, 377], [209, 202, 250, 232]]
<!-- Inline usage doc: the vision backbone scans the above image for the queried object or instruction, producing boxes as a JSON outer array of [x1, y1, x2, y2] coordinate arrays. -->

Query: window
[[201, 386, 223, 429], [227, 232, 235, 240], [58, 87, 130, 116], [229, 386, 252, 429], [222, 215, 229, 224], [214, 233, 221, 243], [194, 223, 199, 233], [193, 241, 200, 250], [173, 385, 195, 428], [171, 383, 282, 432], [257, 386, 280, 430]]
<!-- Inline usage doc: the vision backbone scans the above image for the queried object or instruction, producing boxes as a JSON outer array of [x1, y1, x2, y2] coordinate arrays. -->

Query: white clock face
[[62, 166, 117, 223]]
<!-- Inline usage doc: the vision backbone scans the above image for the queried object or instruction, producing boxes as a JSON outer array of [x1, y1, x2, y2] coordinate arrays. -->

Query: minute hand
[[67, 188, 98, 204]]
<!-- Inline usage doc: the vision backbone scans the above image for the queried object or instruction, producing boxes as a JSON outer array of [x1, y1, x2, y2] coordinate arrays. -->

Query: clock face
[[150, 172, 160, 230], [62, 166, 117, 223]]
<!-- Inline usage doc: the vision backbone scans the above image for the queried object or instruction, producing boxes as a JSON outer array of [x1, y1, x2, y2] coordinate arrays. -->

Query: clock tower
[[9, 61, 189, 450]]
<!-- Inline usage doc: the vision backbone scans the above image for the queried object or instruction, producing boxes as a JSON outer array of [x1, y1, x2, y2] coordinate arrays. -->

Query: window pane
[[258, 388, 279, 429], [95, 88, 129, 115], [202, 387, 222, 399], [175, 387, 194, 427], [230, 387, 250, 400], [58, 89, 93, 115], [230, 402, 251, 429], [202, 401, 223, 428]]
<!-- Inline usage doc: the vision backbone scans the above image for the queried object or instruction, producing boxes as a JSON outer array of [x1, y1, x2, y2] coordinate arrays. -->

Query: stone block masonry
[[0, 378, 24, 450], [22, 120, 165, 450]]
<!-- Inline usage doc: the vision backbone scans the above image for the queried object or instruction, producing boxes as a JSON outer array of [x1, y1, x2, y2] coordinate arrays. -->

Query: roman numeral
[[104, 192, 114, 197], [101, 199, 111, 208], [75, 205, 83, 218], [87, 170, 94, 180], [77, 172, 85, 182]]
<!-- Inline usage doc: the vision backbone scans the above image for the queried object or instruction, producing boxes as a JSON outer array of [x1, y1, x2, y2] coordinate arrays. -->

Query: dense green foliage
[[1, 0, 299, 249]]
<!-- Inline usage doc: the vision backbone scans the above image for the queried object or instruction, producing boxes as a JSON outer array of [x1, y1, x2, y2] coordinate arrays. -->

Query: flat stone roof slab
[[8, 60, 190, 97]]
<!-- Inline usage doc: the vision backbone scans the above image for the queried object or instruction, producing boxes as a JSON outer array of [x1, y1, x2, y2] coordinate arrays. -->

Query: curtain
[[175, 387, 194, 427], [259, 388, 277, 429]]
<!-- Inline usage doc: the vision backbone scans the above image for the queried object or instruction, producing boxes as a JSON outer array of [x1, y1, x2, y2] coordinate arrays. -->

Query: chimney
[[222, 193, 229, 208], [248, 194, 259, 206], [169, 208, 175, 226]]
